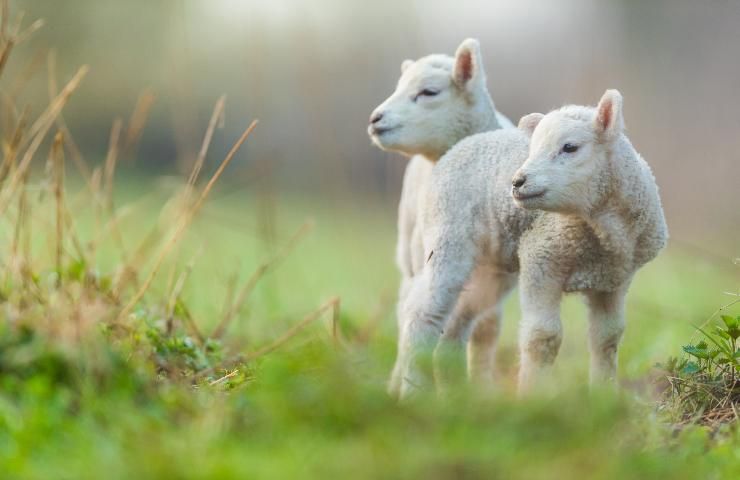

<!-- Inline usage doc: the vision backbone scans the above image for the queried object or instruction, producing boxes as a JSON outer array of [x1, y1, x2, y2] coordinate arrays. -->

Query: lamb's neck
[[580, 177, 634, 264], [473, 96, 500, 133], [429, 98, 499, 164], [582, 208, 631, 259], [417, 152, 441, 164], [420, 95, 499, 164]]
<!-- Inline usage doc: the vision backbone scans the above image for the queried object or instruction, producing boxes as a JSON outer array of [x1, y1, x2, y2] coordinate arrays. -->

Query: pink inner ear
[[598, 100, 612, 131], [456, 51, 473, 84]]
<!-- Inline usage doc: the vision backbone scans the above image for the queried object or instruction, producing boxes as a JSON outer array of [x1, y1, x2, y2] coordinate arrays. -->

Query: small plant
[[661, 312, 740, 428]]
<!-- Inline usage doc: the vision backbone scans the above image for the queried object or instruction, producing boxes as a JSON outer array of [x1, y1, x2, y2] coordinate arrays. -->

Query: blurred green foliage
[[0, 182, 738, 479]]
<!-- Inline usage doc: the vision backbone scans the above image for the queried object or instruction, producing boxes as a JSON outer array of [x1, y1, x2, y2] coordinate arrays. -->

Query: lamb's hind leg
[[397, 238, 476, 399], [433, 267, 500, 393], [584, 286, 627, 385], [467, 272, 517, 385], [388, 277, 415, 396]]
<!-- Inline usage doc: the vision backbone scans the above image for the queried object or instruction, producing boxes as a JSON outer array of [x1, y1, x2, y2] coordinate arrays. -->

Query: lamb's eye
[[562, 143, 579, 153], [415, 89, 440, 101]]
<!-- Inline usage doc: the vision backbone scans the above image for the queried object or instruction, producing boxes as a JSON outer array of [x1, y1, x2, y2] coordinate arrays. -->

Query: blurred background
[[6, 0, 739, 254]]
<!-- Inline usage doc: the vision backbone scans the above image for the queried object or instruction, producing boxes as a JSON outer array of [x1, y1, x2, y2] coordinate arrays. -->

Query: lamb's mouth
[[370, 125, 400, 137], [512, 188, 546, 201]]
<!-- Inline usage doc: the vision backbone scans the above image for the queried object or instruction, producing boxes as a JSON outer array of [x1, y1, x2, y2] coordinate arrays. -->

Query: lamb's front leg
[[396, 240, 476, 399], [584, 287, 627, 385], [517, 275, 563, 394]]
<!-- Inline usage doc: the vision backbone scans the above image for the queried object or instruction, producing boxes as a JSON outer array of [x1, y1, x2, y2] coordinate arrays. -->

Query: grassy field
[[0, 5, 738, 476], [0, 173, 738, 480]]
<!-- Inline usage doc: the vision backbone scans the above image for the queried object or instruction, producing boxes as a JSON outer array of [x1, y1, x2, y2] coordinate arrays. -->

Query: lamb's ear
[[518, 113, 544, 137], [595, 89, 624, 139], [453, 38, 486, 91], [401, 59, 414, 74]]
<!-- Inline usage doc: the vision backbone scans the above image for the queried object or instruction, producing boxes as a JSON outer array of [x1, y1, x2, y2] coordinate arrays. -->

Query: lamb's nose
[[370, 111, 384, 124], [512, 174, 527, 188]]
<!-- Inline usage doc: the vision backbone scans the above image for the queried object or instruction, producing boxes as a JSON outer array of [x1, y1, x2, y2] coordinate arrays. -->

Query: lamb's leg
[[467, 273, 517, 385], [434, 267, 500, 392], [396, 239, 476, 399], [584, 288, 627, 385], [433, 301, 473, 395], [388, 276, 413, 396], [517, 276, 563, 394]]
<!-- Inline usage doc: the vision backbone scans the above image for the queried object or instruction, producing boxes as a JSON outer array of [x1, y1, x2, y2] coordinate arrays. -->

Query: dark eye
[[562, 143, 579, 153], [415, 89, 440, 101]]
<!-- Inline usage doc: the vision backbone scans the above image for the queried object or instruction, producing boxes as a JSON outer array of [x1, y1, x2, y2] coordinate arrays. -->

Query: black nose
[[512, 174, 526, 188], [370, 111, 384, 124]]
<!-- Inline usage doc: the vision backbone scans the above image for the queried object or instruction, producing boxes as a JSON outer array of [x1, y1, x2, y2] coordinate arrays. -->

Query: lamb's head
[[511, 89, 624, 214], [368, 38, 496, 160]]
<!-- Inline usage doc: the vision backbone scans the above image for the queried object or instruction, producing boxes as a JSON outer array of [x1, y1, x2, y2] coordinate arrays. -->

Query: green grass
[[0, 4, 738, 477], [1, 178, 738, 480]]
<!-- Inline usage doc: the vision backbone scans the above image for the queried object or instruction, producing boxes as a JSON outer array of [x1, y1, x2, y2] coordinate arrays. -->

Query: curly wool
[[395, 90, 668, 398]]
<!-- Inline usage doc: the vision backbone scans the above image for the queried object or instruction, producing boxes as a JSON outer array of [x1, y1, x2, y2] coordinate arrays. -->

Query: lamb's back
[[428, 128, 535, 271]]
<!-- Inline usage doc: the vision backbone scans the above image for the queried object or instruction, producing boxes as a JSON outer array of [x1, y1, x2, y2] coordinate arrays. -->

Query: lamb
[[395, 89, 668, 398], [367, 38, 515, 394]]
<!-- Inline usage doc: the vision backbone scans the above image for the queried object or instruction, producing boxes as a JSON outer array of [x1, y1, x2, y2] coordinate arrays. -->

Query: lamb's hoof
[[399, 373, 429, 401], [387, 374, 402, 400]]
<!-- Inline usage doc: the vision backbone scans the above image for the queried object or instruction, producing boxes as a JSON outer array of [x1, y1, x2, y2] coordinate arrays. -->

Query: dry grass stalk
[[47, 50, 93, 184], [0, 0, 15, 78], [244, 296, 340, 361], [0, 65, 89, 217], [210, 220, 313, 339], [14, 18, 43, 44], [1, 0, 7, 40], [0, 105, 28, 182], [8, 46, 46, 100], [103, 118, 123, 209], [85, 166, 104, 260], [112, 224, 165, 297], [162, 96, 226, 302], [208, 370, 239, 387], [86, 204, 134, 260], [355, 290, 393, 345], [122, 90, 156, 159], [9, 167, 30, 289], [219, 271, 238, 325], [330, 296, 341, 346], [187, 95, 226, 188], [166, 245, 203, 321], [116, 119, 259, 323], [52, 131, 64, 283]]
